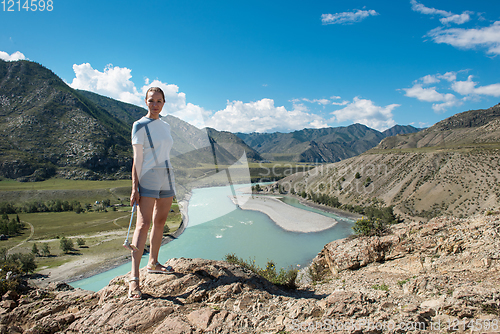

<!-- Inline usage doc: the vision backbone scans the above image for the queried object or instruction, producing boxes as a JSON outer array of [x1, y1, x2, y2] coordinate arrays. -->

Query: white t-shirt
[[131, 116, 173, 180]]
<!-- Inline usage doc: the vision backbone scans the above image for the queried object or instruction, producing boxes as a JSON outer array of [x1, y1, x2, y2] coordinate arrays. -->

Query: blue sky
[[1, 0, 499, 133]]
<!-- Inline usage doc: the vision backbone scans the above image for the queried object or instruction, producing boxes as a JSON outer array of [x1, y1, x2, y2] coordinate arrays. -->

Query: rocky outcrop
[[0, 213, 499, 333], [312, 213, 500, 277]]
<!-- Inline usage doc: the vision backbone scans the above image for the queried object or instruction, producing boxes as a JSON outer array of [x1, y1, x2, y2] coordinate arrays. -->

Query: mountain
[[0, 59, 264, 185], [267, 104, 500, 220], [374, 104, 500, 151], [236, 124, 421, 163], [0, 60, 132, 181], [382, 124, 423, 137]]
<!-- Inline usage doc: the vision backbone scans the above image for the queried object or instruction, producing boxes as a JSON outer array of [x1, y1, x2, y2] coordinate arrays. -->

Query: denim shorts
[[139, 168, 176, 198]]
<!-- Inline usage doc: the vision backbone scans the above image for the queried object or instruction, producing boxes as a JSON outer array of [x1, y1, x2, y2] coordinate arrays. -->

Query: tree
[[60, 237, 74, 253], [19, 253, 36, 274], [41, 243, 50, 257], [0, 248, 7, 262], [6, 253, 37, 274], [8, 219, 18, 235], [355, 172, 361, 179], [76, 238, 85, 247], [31, 243, 40, 257]]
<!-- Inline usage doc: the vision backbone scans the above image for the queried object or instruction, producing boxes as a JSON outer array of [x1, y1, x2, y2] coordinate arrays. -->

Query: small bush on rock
[[224, 253, 298, 289]]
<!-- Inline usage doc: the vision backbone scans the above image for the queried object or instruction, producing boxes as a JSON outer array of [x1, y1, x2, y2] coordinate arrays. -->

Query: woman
[[128, 87, 176, 300]]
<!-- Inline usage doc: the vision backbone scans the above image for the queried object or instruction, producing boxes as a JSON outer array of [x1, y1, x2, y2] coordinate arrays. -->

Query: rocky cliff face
[[0, 213, 499, 333]]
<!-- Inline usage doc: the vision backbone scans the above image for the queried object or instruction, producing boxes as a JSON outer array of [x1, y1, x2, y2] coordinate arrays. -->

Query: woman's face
[[145, 91, 165, 118]]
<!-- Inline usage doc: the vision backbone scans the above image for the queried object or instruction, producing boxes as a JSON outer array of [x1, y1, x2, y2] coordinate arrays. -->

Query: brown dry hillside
[[375, 103, 500, 150], [270, 104, 500, 220]]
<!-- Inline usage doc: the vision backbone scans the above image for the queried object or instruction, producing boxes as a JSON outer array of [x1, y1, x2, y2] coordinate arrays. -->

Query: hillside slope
[[269, 104, 500, 220], [375, 104, 500, 150], [0, 60, 132, 181]]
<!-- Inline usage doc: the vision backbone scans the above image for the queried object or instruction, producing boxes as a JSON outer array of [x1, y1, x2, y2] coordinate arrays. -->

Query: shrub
[[224, 253, 298, 289], [0, 262, 22, 295], [7, 253, 36, 274], [40, 243, 50, 257], [352, 217, 387, 236], [76, 238, 85, 247], [308, 261, 328, 283], [371, 283, 389, 291], [60, 237, 74, 253]]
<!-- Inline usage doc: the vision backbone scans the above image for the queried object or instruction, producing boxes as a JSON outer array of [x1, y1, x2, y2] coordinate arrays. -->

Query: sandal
[[147, 261, 174, 274], [128, 277, 142, 300]]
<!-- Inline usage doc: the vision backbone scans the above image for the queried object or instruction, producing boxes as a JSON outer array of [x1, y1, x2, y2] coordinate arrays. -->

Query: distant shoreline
[[232, 194, 338, 232]]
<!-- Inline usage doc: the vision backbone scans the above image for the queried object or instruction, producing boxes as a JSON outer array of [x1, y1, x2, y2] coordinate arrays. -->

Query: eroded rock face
[[0, 214, 499, 333]]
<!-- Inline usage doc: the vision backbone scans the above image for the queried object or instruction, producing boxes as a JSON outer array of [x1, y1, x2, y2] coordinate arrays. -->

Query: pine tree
[[31, 243, 40, 257], [41, 243, 50, 257]]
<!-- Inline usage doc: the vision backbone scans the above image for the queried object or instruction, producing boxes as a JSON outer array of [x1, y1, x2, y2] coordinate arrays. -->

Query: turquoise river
[[70, 184, 354, 291]]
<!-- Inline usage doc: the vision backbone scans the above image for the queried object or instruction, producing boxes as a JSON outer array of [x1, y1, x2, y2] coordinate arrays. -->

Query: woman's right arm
[[130, 144, 143, 206]]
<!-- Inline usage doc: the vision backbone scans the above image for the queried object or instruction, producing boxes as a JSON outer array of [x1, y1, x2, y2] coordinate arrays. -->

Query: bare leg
[[129, 196, 156, 295], [148, 196, 173, 269]]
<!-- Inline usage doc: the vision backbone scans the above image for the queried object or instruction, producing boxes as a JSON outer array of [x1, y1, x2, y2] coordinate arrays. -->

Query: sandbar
[[231, 195, 337, 232]]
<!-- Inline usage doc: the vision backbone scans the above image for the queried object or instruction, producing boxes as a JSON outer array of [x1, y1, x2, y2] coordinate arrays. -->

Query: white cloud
[[440, 12, 472, 25], [439, 71, 457, 82], [452, 75, 500, 97], [330, 97, 398, 131], [404, 71, 500, 112], [410, 0, 452, 17], [205, 98, 329, 133], [0, 51, 26, 61], [403, 81, 461, 113], [432, 100, 463, 113], [421, 74, 440, 84], [321, 9, 379, 25], [410, 0, 471, 25], [451, 75, 476, 95], [69, 63, 210, 128], [302, 98, 330, 105], [403, 84, 456, 103], [70, 63, 143, 105], [427, 21, 500, 55]]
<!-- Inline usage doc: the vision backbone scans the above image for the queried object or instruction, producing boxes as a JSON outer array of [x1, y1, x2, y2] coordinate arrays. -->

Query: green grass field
[[0, 178, 182, 273], [0, 178, 131, 191]]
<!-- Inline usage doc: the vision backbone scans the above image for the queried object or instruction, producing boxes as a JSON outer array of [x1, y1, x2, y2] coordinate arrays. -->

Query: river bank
[[29, 199, 190, 288], [231, 194, 339, 232]]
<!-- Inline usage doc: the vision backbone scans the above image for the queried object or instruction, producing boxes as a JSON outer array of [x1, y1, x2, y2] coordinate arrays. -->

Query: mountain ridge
[[373, 103, 500, 151], [237, 123, 422, 163], [266, 103, 500, 220]]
